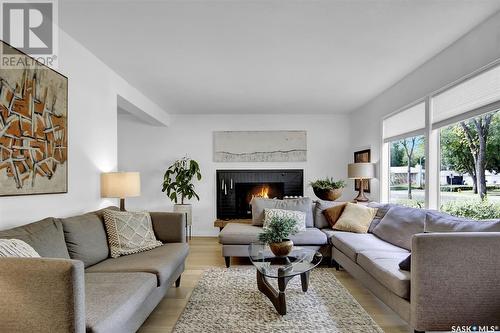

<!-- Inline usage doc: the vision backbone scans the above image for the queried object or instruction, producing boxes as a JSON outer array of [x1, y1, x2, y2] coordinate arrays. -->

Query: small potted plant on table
[[258, 217, 298, 257], [310, 177, 345, 201]]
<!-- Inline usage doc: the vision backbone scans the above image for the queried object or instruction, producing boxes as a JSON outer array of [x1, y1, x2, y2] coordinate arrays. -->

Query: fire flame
[[257, 185, 269, 199]]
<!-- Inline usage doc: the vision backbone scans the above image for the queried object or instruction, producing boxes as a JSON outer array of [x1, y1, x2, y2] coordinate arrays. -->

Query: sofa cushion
[[219, 223, 261, 244], [357, 251, 411, 299], [372, 206, 426, 250], [85, 272, 156, 333], [314, 200, 345, 228], [425, 211, 500, 232], [367, 202, 394, 232], [218, 223, 327, 245], [320, 228, 336, 240], [251, 197, 314, 227], [0, 218, 70, 259], [331, 231, 408, 262], [85, 243, 188, 286], [291, 228, 328, 245], [60, 207, 118, 267]]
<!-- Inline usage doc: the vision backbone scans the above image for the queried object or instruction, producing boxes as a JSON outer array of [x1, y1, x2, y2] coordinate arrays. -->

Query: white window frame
[[381, 98, 427, 206], [381, 58, 500, 209]]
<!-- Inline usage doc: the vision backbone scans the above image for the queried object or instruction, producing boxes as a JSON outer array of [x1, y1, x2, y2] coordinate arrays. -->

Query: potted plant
[[310, 177, 345, 201], [258, 217, 298, 257], [162, 157, 202, 233]]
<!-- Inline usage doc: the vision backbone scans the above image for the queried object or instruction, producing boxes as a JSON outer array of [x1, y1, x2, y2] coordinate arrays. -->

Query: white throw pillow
[[263, 208, 306, 231], [0, 239, 40, 257], [103, 210, 162, 258]]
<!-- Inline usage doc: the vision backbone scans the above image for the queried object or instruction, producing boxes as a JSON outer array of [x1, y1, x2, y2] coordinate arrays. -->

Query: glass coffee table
[[249, 242, 322, 315]]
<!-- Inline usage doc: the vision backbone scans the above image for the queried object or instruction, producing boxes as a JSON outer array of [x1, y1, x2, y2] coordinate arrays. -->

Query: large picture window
[[382, 63, 500, 219], [389, 135, 425, 207], [439, 110, 500, 214]]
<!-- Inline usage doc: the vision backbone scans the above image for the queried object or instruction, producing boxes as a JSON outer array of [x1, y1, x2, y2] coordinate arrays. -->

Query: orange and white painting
[[0, 41, 67, 196]]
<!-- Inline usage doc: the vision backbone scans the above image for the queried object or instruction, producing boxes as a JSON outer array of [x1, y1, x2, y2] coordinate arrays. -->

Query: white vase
[[174, 204, 192, 235]]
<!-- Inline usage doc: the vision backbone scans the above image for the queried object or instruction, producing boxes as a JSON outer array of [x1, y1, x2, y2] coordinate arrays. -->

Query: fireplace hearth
[[216, 169, 303, 220]]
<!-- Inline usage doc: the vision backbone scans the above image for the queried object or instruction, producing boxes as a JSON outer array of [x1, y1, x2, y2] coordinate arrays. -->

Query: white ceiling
[[60, 0, 500, 114]]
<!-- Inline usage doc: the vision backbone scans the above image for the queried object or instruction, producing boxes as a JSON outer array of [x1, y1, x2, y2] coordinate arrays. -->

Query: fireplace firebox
[[216, 169, 303, 220]]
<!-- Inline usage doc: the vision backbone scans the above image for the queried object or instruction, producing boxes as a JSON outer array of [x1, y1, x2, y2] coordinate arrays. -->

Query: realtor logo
[[0, 0, 58, 68]]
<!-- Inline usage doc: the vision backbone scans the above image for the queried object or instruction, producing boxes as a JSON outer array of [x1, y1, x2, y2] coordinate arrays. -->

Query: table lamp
[[348, 163, 375, 202], [101, 172, 141, 211]]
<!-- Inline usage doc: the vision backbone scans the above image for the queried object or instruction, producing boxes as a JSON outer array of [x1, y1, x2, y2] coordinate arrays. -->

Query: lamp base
[[120, 198, 126, 211], [354, 179, 370, 202], [354, 191, 369, 202]]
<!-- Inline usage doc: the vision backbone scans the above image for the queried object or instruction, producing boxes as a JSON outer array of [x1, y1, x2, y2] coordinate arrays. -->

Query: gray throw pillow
[[314, 200, 346, 228], [251, 197, 314, 227], [372, 206, 426, 250], [367, 202, 394, 232], [425, 211, 500, 232]]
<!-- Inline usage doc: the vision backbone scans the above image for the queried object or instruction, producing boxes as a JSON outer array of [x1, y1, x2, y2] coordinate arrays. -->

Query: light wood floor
[[138, 237, 410, 333]]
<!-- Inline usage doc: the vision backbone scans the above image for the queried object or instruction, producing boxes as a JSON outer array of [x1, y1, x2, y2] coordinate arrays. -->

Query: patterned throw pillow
[[263, 208, 306, 231], [0, 239, 40, 257], [103, 210, 162, 258]]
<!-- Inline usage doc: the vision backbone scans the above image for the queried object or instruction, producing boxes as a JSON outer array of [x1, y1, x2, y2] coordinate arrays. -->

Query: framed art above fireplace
[[213, 131, 307, 162]]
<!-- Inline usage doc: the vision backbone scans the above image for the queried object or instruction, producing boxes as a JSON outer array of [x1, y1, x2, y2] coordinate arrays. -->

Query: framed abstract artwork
[[0, 41, 68, 196], [354, 149, 371, 193], [214, 130, 307, 162]]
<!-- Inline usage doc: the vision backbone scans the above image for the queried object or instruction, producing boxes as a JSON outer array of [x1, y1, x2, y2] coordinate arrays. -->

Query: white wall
[[0, 31, 167, 229], [349, 10, 500, 201], [118, 114, 351, 236]]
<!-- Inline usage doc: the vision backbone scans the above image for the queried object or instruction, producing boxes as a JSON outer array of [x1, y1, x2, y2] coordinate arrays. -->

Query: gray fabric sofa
[[333, 203, 500, 332], [219, 222, 330, 266], [0, 207, 188, 333], [219, 200, 500, 332], [219, 197, 334, 267]]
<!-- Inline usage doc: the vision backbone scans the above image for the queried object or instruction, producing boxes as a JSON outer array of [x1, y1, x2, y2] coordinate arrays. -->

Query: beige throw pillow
[[0, 239, 40, 257], [334, 203, 378, 233], [263, 208, 306, 231], [103, 210, 162, 258]]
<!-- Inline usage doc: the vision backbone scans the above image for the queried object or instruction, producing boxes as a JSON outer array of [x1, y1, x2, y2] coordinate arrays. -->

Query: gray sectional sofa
[[0, 207, 188, 333], [218, 199, 500, 332]]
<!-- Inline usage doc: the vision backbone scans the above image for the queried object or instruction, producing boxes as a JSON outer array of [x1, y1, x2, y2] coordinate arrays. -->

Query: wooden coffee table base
[[256, 270, 310, 315]]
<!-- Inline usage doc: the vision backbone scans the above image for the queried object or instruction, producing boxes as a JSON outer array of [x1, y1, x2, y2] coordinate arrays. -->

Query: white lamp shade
[[101, 172, 141, 198], [348, 163, 375, 179]]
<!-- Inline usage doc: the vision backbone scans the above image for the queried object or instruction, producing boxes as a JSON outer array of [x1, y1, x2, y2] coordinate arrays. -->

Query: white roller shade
[[432, 64, 500, 127], [383, 102, 425, 142]]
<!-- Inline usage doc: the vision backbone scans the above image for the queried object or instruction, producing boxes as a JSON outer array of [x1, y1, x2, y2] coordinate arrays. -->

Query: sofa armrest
[[411, 232, 500, 331], [0, 257, 85, 333], [150, 212, 186, 243]]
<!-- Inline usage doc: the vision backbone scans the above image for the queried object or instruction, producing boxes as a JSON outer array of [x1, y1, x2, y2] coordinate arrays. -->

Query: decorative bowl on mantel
[[312, 187, 343, 201]]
